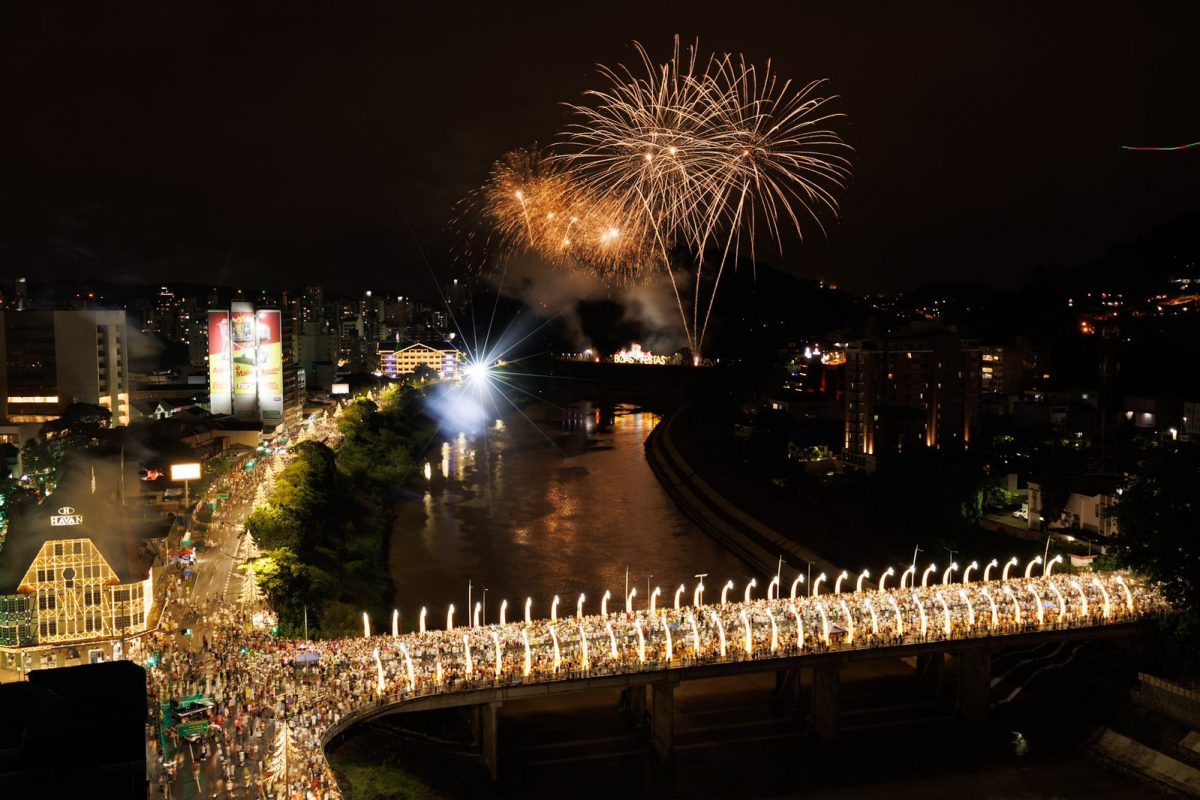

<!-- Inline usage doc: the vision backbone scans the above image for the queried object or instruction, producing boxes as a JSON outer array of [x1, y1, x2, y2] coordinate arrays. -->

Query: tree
[[1110, 447, 1200, 608]]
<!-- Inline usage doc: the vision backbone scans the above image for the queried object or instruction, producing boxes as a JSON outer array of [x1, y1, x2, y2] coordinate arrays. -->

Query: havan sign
[[50, 506, 83, 527]]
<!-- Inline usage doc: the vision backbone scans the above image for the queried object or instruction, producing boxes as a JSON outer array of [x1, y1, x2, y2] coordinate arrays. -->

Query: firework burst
[[466, 38, 852, 356]]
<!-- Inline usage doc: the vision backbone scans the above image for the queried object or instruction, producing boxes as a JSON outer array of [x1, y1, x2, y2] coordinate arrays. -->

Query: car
[[1012, 504, 1029, 520]]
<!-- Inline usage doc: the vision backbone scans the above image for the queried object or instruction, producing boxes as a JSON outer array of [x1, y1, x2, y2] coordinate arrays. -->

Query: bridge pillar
[[957, 650, 990, 723], [650, 682, 676, 764], [916, 652, 945, 697], [480, 701, 501, 781], [620, 685, 646, 729], [812, 663, 840, 741]]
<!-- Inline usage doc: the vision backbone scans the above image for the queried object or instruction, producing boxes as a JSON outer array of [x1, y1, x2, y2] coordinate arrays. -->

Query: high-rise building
[[207, 303, 297, 430], [842, 322, 980, 471], [14, 278, 29, 311], [0, 310, 131, 425], [979, 344, 1025, 396]]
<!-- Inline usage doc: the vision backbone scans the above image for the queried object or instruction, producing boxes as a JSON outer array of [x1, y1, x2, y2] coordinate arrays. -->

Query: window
[[54, 543, 63, 556], [113, 589, 130, 603], [73, 541, 82, 554], [38, 594, 56, 610]]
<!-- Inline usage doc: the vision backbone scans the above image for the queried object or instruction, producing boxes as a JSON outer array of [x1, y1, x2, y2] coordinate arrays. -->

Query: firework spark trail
[[1120, 141, 1200, 152]]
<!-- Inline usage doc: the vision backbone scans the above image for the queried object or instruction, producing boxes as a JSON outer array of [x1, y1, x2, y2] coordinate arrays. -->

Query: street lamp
[[856, 570, 870, 594], [1024, 556, 1043, 579], [834, 570, 849, 594], [878, 567, 895, 592]]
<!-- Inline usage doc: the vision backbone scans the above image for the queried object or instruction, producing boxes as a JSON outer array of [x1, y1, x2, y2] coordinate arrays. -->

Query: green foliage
[[247, 389, 435, 638], [1110, 447, 1200, 608]]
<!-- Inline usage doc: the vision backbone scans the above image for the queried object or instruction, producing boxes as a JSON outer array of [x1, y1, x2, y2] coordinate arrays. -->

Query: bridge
[[305, 570, 1166, 785]]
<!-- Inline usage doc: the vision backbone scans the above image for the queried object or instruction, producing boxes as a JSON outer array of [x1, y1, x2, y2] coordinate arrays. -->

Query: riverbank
[[644, 405, 838, 578]]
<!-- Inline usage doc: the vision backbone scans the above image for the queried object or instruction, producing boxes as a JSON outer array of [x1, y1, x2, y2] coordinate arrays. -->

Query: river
[[386, 401, 750, 627]]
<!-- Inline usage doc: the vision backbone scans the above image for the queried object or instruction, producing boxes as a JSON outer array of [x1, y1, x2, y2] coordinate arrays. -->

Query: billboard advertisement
[[256, 309, 283, 423], [230, 303, 258, 420], [207, 310, 232, 415]]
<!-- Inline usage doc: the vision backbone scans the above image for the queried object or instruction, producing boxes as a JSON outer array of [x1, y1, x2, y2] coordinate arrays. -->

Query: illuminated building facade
[[378, 342, 460, 379], [0, 310, 131, 425], [0, 460, 157, 673], [842, 323, 980, 470], [208, 302, 301, 429]]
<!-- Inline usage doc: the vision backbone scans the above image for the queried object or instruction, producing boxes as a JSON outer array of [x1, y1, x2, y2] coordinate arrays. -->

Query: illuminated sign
[[331, 383, 349, 395], [230, 303, 258, 420], [256, 309, 283, 422], [208, 310, 232, 415], [170, 463, 201, 481], [50, 506, 83, 527]]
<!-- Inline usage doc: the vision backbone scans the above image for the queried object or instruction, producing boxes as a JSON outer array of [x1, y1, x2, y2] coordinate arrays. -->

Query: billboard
[[169, 463, 202, 481], [256, 309, 283, 423], [230, 302, 258, 420], [207, 310, 232, 415], [331, 383, 349, 395]]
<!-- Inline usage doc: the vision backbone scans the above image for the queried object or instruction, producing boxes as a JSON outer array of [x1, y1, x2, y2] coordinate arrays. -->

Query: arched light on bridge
[[436, 655, 444, 685], [579, 621, 590, 671], [958, 589, 975, 627], [790, 603, 804, 650], [962, 561, 979, 584], [521, 629, 532, 677], [1048, 582, 1066, 623], [1070, 580, 1088, 619], [446, 605, 455, 632], [886, 595, 903, 636], [463, 635, 474, 678], [650, 586, 662, 615], [551, 595, 560, 622], [474, 602, 482, 628], [500, 600, 508, 626], [856, 570, 871, 594], [1115, 575, 1134, 614], [839, 599, 855, 644], [693, 579, 705, 607], [1044, 554, 1063, 577], [710, 610, 727, 657], [1026, 585, 1044, 625], [812, 573, 827, 597], [942, 563, 958, 585], [935, 592, 950, 636], [1001, 557, 1019, 582], [492, 631, 502, 679], [626, 587, 637, 614], [363, 612, 371, 639], [661, 613, 673, 663], [834, 571, 849, 594], [674, 584, 685, 611], [373, 647, 384, 694], [550, 626, 562, 672], [984, 556, 1003, 582], [606, 621, 618, 659], [768, 575, 780, 601], [577, 593, 586, 621], [635, 623, 646, 664], [740, 610, 753, 655], [420, 607, 427, 634], [982, 587, 998, 630], [392, 609, 399, 638], [1002, 585, 1021, 626], [879, 567, 895, 593], [816, 602, 831, 645], [767, 608, 779, 653], [744, 579, 757, 604], [601, 590, 611, 618], [865, 598, 879, 635], [688, 611, 701, 656], [721, 581, 734, 605], [400, 643, 415, 691], [1091, 578, 1112, 620], [913, 592, 928, 638], [900, 565, 916, 590], [921, 564, 937, 588], [1024, 556, 1043, 580], [525, 597, 532, 626], [790, 575, 805, 601]]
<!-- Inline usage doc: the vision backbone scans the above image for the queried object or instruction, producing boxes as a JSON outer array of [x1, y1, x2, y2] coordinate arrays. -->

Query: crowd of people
[[140, 406, 1172, 799]]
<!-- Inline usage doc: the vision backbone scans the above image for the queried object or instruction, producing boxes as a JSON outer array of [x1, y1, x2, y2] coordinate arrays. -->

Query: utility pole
[[911, 545, 922, 571], [468, 580, 473, 627]]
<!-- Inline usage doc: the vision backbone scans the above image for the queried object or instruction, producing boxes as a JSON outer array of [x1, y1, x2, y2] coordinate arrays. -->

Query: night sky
[[1, 1, 1198, 295]]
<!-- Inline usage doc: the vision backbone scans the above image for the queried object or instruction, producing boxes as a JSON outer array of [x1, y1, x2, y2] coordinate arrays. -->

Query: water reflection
[[389, 402, 749, 626]]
